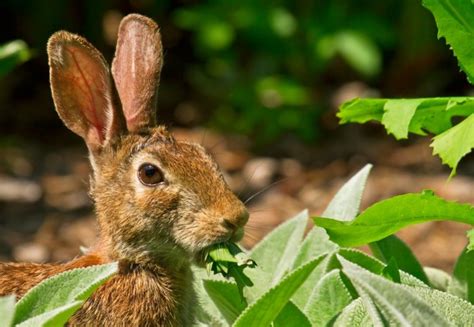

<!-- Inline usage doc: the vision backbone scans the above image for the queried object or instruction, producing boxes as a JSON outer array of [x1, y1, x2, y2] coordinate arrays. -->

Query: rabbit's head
[[47, 14, 248, 266]]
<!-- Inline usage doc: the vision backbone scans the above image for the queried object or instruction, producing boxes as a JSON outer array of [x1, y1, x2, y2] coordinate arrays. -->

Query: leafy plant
[[193, 164, 474, 326], [338, 0, 474, 175], [0, 263, 117, 327]]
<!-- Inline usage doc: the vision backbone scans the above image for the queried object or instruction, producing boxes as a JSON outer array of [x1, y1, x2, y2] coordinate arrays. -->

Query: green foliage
[[314, 190, 474, 247], [338, 0, 474, 174], [422, 0, 474, 83], [0, 263, 117, 327], [172, 2, 399, 143], [339, 97, 474, 174], [194, 164, 474, 326]]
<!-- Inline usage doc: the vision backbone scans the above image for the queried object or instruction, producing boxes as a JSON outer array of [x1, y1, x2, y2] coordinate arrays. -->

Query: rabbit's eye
[[138, 163, 164, 186]]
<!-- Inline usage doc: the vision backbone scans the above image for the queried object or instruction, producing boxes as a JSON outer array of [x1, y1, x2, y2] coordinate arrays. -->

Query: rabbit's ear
[[47, 31, 124, 152], [112, 14, 163, 132]]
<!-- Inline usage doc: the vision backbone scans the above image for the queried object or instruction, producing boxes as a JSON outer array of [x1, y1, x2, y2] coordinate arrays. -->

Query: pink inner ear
[[63, 46, 106, 144], [112, 15, 162, 132]]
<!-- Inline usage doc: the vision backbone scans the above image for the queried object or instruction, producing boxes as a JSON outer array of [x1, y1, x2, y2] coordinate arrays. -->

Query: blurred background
[[0, 0, 472, 271]]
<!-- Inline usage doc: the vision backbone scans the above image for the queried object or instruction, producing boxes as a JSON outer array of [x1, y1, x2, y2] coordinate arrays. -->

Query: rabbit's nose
[[223, 209, 249, 231]]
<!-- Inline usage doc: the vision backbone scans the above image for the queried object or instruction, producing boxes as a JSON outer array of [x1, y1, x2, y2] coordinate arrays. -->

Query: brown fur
[[0, 14, 248, 326]]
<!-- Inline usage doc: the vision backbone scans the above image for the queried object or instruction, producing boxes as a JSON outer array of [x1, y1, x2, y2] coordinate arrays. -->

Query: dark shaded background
[[0, 0, 472, 271]]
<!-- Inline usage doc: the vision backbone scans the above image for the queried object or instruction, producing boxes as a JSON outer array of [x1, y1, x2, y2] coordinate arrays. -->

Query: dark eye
[[138, 163, 164, 186]]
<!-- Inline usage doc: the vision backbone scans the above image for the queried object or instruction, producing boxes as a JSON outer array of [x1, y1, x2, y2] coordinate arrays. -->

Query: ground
[[0, 126, 472, 272]]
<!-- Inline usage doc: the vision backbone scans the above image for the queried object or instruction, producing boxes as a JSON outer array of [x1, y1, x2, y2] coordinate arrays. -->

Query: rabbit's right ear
[[47, 31, 124, 153], [112, 14, 163, 132]]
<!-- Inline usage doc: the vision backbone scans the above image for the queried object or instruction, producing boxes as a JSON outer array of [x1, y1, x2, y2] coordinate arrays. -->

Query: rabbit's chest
[[68, 267, 196, 326]]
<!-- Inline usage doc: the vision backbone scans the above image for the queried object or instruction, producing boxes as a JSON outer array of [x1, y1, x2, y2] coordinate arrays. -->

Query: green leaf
[[381, 257, 401, 283], [338, 97, 474, 135], [192, 266, 227, 326], [382, 99, 422, 139], [468, 229, 474, 251], [333, 298, 373, 327], [424, 267, 451, 291], [448, 248, 474, 303], [0, 295, 15, 327], [338, 248, 428, 288], [15, 301, 83, 327], [203, 279, 247, 324], [245, 210, 308, 302], [339, 256, 451, 326], [233, 256, 323, 327], [274, 301, 311, 327], [291, 164, 373, 310], [338, 97, 474, 173], [370, 235, 429, 284], [14, 263, 117, 324], [0, 40, 32, 77], [323, 164, 373, 222], [303, 270, 353, 326], [314, 191, 474, 247], [413, 286, 474, 325], [431, 114, 474, 176], [422, 0, 474, 83]]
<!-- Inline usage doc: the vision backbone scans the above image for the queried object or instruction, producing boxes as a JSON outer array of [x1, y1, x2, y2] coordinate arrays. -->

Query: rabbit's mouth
[[192, 226, 245, 266]]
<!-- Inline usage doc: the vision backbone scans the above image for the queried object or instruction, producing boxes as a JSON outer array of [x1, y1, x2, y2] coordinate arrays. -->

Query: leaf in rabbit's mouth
[[204, 242, 256, 296]]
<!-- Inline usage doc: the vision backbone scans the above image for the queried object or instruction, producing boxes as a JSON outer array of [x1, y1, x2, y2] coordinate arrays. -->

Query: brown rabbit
[[0, 14, 248, 326]]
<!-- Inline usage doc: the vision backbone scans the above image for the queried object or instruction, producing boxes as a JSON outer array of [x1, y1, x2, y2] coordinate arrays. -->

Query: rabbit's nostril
[[223, 219, 238, 231]]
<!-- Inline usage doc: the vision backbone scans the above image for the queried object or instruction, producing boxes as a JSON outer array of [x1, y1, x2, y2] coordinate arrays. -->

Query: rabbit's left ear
[[112, 14, 163, 132]]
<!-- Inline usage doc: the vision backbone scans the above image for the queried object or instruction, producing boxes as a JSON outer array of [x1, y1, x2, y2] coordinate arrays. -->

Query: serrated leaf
[[339, 256, 451, 326], [303, 270, 353, 326], [245, 210, 308, 302], [422, 0, 474, 83], [0, 295, 15, 327], [16, 301, 82, 327], [314, 191, 474, 247], [382, 99, 421, 139], [203, 280, 247, 324], [274, 301, 311, 327], [370, 235, 429, 284], [431, 114, 474, 176], [338, 97, 474, 173], [424, 267, 451, 291], [333, 298, 373, 327], [323, 164, 372, 222], [233, 256, 323, 327], [338, 97, 474, 132], [14, 263, 117, 324], [448, 248, 474, 303]]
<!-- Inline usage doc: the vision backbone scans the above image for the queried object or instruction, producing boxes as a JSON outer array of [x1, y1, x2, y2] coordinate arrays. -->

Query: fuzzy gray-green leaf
[[14, 263, 117, 324], [0, 295, 15, 327]]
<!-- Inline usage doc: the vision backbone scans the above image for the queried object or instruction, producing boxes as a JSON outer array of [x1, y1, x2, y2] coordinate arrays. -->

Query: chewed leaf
[[338, 97, 474, 174], [314, 191, 474, 247], [205, 242, 256, 296], [431, 114, 474, 176], [382, 99, 421, 139]]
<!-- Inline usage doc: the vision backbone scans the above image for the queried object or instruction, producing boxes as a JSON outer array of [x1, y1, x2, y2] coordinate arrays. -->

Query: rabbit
[[0, 13, 249, 326]]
